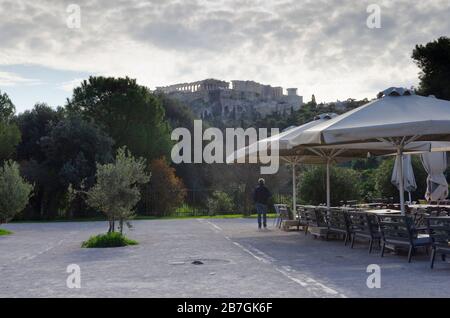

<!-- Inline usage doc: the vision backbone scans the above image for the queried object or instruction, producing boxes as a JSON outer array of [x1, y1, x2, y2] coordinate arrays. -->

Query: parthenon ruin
[[156, 79, 229, 93], [156, 78, 303, 120], [231, 80, 283, 98]]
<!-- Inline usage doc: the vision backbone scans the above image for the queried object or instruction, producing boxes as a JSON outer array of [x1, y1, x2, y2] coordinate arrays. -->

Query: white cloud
[[0, 71, 41, 86], [59, 78, 85, 92], [0, 0, 449, 104]]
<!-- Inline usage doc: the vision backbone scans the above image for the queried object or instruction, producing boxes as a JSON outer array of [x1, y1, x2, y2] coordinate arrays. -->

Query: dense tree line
[[0, 37, 448, 219], [0, 77, 187, 220]]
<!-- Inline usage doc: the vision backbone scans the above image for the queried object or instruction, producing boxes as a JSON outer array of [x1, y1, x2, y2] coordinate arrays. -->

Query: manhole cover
[[192, 260, 204, 265], [190, 258, 231, 265], [169, 258, 231, 266]]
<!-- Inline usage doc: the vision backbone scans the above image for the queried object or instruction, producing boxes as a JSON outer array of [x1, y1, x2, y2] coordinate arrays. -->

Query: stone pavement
[[1, 218, 449, 297]]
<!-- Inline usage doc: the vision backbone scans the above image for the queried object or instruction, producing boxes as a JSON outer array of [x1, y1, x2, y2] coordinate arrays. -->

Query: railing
[[137, 189, 294, 217]]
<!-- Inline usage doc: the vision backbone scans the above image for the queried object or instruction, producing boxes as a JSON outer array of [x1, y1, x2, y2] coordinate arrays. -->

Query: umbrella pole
[[326, 159, 331, 209], [292, 162, 297, 215], [397, 148, 406, 215]]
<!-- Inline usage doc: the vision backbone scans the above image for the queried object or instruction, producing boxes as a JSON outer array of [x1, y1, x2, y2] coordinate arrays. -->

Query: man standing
[[253, 178, 272, 229]]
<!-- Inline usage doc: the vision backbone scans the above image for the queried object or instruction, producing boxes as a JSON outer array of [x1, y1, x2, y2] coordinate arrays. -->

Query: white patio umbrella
[[289, 87, 450, 214], [421, 151, 449, 202], [227, 114, 441, 210], [308, 142, 435, 208], [226, 114, 338, 212], [391, 155, 417, 203]]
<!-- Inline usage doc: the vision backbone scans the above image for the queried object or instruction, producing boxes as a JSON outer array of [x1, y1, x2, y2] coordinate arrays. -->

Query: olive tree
[[0, 161, 33, 224], [85, 147, 150, 234]]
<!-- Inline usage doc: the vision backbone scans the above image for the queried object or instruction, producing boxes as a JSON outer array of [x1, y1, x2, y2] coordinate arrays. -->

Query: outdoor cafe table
[[407, 204, 450, 209], [354, 203, 387, 208], [430, 216, 450, 219], [364, 209, 401, 215]]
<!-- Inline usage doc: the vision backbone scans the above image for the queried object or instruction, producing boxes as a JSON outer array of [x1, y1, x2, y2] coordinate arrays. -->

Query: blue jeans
[[256, 203, 268, 228]]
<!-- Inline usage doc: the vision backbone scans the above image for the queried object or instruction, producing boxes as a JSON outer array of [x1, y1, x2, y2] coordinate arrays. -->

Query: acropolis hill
[[156, 79, 303, 121]]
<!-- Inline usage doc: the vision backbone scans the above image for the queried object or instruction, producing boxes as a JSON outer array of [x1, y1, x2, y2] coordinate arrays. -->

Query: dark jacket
[[253, 185, 272, 205]]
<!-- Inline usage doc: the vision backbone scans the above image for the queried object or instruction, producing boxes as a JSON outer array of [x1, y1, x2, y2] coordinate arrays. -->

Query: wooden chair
[[377, 214, 432, 263], [426, 217, 450, 269], [347, 212, 381, 253]]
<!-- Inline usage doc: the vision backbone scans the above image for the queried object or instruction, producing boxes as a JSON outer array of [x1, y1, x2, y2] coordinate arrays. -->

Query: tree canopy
[[16, 104, 114, 219], [0, 91, 20, 162], [15, 103, 63, 163], [67, 76, 172, 161], [412, 36, 450, 100], [0, 90, 15, 121], [0, 121, 20, 162], [146, 158, 186, 217], [40, 115, 114, 189]]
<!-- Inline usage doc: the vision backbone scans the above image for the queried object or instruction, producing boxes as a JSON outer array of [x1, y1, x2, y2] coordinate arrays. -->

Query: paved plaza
[[1, 218, 449, 298]]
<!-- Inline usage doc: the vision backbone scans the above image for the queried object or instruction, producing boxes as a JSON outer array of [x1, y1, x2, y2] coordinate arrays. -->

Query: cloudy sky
[[0, 0, 449, 113]]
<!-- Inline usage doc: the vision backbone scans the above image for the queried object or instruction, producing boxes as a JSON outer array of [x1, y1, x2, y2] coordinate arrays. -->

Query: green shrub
[[175, 203, 192, 214], [359, 169, 379, 202], [374, 157, 427, 202], [81, 232, 138, 248], [298, 165, 362, 205], [207, 191, 235, 215], [0, 160, 34, 224], [0, 228, 13, 236]]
